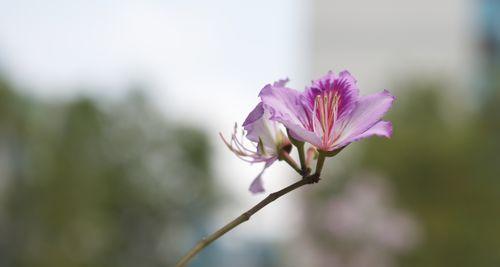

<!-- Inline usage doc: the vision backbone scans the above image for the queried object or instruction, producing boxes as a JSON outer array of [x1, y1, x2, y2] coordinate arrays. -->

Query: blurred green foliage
[[357, 82, 500, 267], [0, 77, 218, 267]]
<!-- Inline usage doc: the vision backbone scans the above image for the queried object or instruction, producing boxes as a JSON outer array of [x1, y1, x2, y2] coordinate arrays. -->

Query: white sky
[[0, 0, 311, 241]]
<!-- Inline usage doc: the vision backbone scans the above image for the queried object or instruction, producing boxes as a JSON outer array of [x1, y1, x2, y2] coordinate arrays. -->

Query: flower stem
[[315, 152, 326, 176], [174, 174, 320, 267], [286, 129, 309, 176], [296, 143, 308, 174], [279, 151, 302, 175]]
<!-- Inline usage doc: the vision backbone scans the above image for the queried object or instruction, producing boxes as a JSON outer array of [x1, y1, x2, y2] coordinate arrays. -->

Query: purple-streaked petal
[[343, 121, 393, 144], [304, 70, 359, 121], [259, 83, 309, 127], [259, 82, 321, 145], [334, 90, 395, 148]]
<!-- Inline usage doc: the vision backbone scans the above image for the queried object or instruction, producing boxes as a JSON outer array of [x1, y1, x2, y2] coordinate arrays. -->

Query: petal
[[273, 78, 290, 88], [243, 103, 280, 153], [249, 172, 265, 194], [259, 82, 309, 127], [336, 70, 360, 120], [243, 102, 265, 128], [259, 82, 322, 145], [248, 160, 275, 194], [344, 120, 393, 144], [304, 70, 359, 121], [286, 122, 323, 148], [334, 90, 395, 148]]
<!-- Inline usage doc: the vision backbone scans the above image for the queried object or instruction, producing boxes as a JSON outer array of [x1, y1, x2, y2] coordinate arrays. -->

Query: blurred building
[[478, 0, 500, 101], [311, 0, 474, 92], [479, 0, 500, 70]]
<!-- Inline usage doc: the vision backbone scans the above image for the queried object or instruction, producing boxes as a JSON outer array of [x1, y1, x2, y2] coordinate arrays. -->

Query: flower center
[[315, 91, 341, 148]]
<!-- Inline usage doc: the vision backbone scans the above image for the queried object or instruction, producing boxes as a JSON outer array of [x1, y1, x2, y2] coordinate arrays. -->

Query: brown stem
[[315, 152, 326, 176], [296, 143, 308, 174], [279, 151, 302, 175], [174, 174, 320, 267]]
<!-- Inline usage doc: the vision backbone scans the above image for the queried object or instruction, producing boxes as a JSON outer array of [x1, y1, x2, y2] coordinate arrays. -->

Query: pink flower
[[259, 71, 395, 152], [221, 100, 290, 193]]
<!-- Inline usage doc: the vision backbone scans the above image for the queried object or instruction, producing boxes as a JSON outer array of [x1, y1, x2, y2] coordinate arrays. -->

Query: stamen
[[219, 124, 275, 164], [314, 91, 341, 148]]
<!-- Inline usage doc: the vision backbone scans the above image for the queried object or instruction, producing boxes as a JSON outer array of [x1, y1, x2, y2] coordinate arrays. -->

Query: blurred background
[[0, 0, 499, 266]]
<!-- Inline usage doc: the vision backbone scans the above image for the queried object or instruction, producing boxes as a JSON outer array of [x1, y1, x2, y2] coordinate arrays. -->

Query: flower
[[259, 71, 395, 152], [220, 100, 290, 193]]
